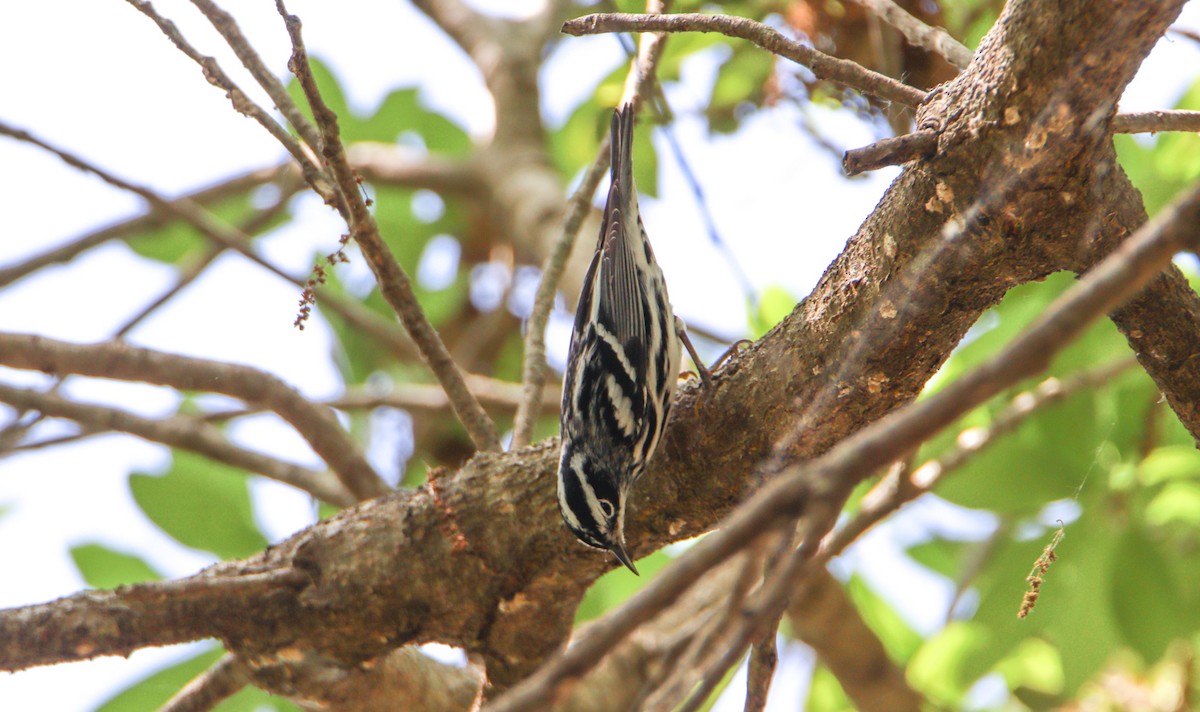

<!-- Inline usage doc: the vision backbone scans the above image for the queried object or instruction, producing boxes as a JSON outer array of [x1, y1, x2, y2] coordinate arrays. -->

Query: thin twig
[[123, 0, 334, 203], [275, 1, 501, 452], [159, 654, 249, 712], [0, 382, 355, 505], [843, 129, 938, 175], [487, 175, 1200, 712], [846, 0, 973, 69], [1112, 109, 1200, 134], [743, 632, 778, 712], [187, 0, 324, 159], [511, 1, 672, 448], [562, 13, 927, 107], [822, 357, 1137, 557], [113, 181, 301, 339], [0, 333, 388, 500], [199, 375, 560, 422]]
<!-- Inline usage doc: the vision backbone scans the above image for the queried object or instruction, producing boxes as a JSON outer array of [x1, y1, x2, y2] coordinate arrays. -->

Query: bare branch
[[562, 12, 927, 107], [348, 143, 484, 196], [846, 0, 973, 69], [511, 0, 673, 448], [0, 567, 308, 670], [0, 164, 287, 290], [161, 654, 249, 712], [0, 382, 355, 505], [1113, 109, 1200, 134], [123, 0, 334, 202], [275, 2, 501, 452], [743, 633, 777, 712], [0, 333, 387, 500], [187, 0, 324, 161], [843, 129, 938, 175]]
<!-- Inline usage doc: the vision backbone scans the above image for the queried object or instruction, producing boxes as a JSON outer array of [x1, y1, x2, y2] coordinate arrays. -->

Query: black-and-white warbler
[[557, 102, 707, 574]]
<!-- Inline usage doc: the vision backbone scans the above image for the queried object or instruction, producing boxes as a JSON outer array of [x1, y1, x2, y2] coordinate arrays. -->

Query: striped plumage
[[557, 103, 682, 574]]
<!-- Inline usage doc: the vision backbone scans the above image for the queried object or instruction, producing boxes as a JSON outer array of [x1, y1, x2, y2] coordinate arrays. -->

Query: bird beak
[[610, 538, 639, 575]]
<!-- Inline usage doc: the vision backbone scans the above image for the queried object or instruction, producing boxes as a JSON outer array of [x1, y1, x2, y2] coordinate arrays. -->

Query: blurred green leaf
[[844, 575, 923, 663], [96, 645, 224, 712], [748, 285, 796, 338], [70, 543, 162, 589], [129, 451, 269, 560], [906, 537, 971, 579], [1145, 482, 1200, 527], [574, 549, 671, 624], [96, 644, 300, 712], [364, 87, 470, 155], [708, 45, 773, 134], [1138, 446, 1200, 485], [1110, 527, 1186, 663], [908, 621, 991, 704], [993, 637, 1065, 697], [806, 663, 854, 711]]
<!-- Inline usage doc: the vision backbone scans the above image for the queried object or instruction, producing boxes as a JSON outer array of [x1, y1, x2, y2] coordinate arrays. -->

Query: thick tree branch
[[276, 2, 501, 452], [0, 334, 386, 500], [5, 3, 1197, 709], [562, 12, 927, 107]]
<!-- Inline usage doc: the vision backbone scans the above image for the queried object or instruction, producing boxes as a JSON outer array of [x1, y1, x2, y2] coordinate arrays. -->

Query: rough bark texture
[[3, 0, 1200, 708]]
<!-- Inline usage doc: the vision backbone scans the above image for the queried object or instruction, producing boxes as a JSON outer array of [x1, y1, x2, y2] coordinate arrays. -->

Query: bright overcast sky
[[2, 0, 1199, 709]]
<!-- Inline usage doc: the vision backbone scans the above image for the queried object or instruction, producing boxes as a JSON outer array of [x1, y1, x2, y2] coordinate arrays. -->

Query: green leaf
[[129, 451, 269, 560], [906, 537, 971, 578], [96, 645, 300, 712], [748, 285, 796, 338], [806, 664, 854, 711], [1138, 446, 1200, 485], [908, 621, 991, 704], [1145, 482, 1200, 527], [574, 550, 671, 624], [364, 87, 470, 156], [1110, 527, 1187, 663], [708, 45, 773, 133], [96, 645, 224, 712], [844, 575, 923, 663], [993, 637, 1065, 697], [70, 543, 162, 589]]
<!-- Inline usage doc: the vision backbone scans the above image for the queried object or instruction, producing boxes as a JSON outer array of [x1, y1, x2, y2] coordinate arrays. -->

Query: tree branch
[[847, 0, 973, 69], [275, 2, 501, 453], [161, 654, 249, 712], [0, 333, 386, 500], [187, 0, 325, 163], [561, 12, 927, 107], [843, 129, 938, 175], [0, 382, 355, 506], [124, 0, 333, 202], [1113, 109, 1200, 134]]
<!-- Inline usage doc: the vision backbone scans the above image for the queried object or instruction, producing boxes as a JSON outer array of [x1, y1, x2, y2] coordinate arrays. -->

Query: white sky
[[1, 0, 1198, 709]]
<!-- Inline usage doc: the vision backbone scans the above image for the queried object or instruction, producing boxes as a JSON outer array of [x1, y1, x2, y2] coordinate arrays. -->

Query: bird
[[557, 101, 708, 574]]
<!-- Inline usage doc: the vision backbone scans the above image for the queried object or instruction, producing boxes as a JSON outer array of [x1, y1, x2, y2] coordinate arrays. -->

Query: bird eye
[[597, 499, 615, 519]]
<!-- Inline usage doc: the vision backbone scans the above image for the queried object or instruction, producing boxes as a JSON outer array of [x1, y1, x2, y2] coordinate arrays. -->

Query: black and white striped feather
[[557, 103, 681, 574]]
